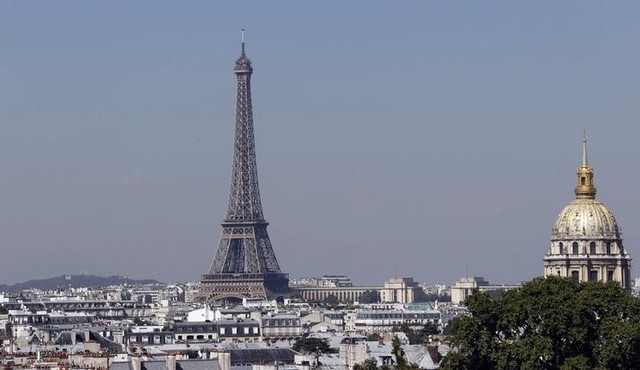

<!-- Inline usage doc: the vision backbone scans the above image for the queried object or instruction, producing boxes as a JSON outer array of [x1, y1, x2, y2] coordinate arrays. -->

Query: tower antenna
[[241, 28, 245, 55]]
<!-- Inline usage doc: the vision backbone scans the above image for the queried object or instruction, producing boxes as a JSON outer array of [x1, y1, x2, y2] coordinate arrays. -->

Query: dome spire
[[575, 133, 596, 199], [582, 130, 588, 167]]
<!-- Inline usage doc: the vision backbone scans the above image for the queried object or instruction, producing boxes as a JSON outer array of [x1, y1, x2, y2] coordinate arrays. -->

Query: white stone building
[[543, 137, 632, 289]]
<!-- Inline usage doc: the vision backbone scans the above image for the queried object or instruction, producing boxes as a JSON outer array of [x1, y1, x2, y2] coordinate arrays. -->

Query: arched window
[[572, 242, 579, 255], [559, 242, 564, 254], [581, 177, 586, 185], [590, 242, 596, 255]]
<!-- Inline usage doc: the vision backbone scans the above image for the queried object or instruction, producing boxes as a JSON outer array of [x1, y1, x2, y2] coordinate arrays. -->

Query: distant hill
[[0, 275, 162, 292]]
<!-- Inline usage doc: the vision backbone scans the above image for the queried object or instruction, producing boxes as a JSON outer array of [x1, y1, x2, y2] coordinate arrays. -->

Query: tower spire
[[234, 29, 252, 73], [575, 134, 596, 199], [241, 28, 245, 55]]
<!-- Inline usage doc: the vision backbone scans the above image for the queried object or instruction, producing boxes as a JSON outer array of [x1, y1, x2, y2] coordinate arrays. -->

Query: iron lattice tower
[[200, 32, 289, 302]]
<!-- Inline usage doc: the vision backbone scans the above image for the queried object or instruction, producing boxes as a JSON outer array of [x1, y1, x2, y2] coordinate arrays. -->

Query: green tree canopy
[[352, 337, 418, 370], [322, 294, 339, 305], [440, 276, 640, 370], [292, 337, 337, 354], [359, 290, 380, 304], [353, 358, 380, 370], [392, 322, 440, 344]]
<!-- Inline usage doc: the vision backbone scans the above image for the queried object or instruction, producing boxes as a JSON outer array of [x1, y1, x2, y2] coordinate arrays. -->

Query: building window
[[231, 327, 237, 335], [571, 271, 579, 282], [589, 270, 598, 282], [590, 242, 596, 255], [581, 177, 586, 185], [606, 242, 611, 254], [572, 242, 579, 255], [607, 270, 614, 282], [559, 242, 564, 254]]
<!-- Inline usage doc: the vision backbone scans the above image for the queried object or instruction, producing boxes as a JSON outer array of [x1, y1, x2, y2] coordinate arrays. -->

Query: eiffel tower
[[199, 31, 289, 302]]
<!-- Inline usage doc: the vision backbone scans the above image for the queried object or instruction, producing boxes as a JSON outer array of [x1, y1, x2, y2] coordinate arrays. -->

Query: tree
[[421, 293, 452, 303], [323, 294, 339, 305], [353, 358, 379, 370], [292, 337, 337, 354], [421, 322, 439, 336], [391, 336, 419, 370], [442, 317, 462, 336], [367, 333, 382, 342], [392, 322, 439, 344], [440, 276, 640, 370], [359, 290, 379, 304]]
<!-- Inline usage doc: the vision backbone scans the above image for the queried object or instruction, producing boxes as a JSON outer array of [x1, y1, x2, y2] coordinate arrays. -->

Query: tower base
[[198, 273, 290, 303]]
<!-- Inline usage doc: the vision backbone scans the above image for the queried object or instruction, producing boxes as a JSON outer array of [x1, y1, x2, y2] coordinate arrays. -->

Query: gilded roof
[[551, 136, 621, 240], [552, 198, 620, 239]]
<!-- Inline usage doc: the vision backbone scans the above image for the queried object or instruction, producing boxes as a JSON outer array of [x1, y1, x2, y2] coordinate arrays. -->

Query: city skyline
[[1, 2, 640, 286]]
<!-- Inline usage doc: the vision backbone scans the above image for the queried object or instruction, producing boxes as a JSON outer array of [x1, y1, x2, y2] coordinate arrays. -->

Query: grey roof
[[110, 362, 130, 370], [53, 330, 122, 352], [176, 360, 222, 370], [229, 348, 296, 364], [109, 360, 221, 370]]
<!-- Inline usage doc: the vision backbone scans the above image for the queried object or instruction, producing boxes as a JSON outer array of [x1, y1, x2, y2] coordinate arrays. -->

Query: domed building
[[543, 137, 631, 289]]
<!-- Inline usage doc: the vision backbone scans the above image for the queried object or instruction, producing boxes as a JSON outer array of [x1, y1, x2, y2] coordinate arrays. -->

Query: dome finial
[[582, 130, 588, 167], [575, 133, 596, 199]]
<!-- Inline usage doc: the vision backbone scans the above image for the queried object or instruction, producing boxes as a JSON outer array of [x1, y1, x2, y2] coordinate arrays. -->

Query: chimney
[[219, 352, 231, 370], [166, 354, 176, 370], [132, 356, 142, 370]]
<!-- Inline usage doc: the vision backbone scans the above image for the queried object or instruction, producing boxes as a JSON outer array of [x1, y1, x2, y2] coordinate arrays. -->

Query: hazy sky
[[1, 2, 639, 286]]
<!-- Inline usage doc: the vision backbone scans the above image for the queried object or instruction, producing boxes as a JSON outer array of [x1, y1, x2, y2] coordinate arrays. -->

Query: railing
[[201, 273, 289, 281]]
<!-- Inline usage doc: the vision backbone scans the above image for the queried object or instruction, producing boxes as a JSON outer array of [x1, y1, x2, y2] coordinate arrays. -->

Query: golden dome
[[552, 198, 620, 239], [551, 136, 621, 240]]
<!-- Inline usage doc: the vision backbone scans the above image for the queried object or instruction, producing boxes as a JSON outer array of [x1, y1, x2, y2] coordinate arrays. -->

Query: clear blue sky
[[1, 1, 639, 286]]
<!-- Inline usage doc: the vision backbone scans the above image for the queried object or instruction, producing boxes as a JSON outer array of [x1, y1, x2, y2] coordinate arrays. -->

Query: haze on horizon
[[1, 2, 639, 287]]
